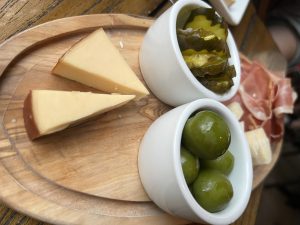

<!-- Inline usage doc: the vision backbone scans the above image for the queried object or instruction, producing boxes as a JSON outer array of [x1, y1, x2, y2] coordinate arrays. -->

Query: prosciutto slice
[[225, 54, 295, 140], [273, 79, 294, 117]]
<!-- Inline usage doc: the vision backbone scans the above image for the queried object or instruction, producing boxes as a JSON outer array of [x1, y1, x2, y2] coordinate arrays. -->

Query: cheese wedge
[[23, 90, 135, 140], [52, 28, 149, 98], [245, 128, 272, 166], [227, 101, 244, 121]]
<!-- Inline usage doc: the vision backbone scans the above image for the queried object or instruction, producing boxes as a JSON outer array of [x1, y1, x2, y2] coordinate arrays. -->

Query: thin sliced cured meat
[[273, 78, 295, 117], [225, 54, 295, 140], [239, 61, 274, 121]]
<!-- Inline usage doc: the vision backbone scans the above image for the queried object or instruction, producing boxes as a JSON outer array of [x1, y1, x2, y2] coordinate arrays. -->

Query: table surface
[[0, 0, 286, 225]]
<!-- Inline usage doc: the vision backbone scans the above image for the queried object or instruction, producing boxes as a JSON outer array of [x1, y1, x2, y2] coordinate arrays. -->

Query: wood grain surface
[[2, 15, 154, 202], [0, 0, 166, 42], [0, 1, 287, 225], [0, 14, 188, 225]]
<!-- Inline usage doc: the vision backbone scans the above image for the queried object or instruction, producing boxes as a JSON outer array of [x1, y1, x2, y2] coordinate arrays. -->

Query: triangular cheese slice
[[23, 90, 135, 140], [52, 28, 149, 98]]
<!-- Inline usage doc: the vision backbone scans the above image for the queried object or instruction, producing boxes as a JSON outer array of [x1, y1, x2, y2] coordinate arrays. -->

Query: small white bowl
[[139, 0, 240, 106], [138, 99, 252, 224], [209, 0, 250, 25]]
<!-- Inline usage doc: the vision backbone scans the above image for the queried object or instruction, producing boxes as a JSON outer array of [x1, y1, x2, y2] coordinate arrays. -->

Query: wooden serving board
[[0, 14, 281, 225]]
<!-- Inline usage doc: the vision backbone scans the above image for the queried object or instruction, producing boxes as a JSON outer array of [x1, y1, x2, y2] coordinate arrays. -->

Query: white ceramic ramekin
[[209, 0, 250, 25], [139, 0, 240, 106], [138, 99, 252, 224]]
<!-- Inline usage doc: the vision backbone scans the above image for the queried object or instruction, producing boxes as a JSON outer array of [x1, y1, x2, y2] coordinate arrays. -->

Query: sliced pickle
[[185, 8, 228, 41], [185, 15, 212, 29], [188, 8, 220, 23], [191, 60, 228, 77], [182, 49, 228, 76], [177, 7, 236, 94], [198, 65, 236, 94], [177, 28, 227, 52]]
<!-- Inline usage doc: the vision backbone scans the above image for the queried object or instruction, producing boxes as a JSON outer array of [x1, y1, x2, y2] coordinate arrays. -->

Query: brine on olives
[[200, 150, 234, 175], [182, 110, 231, 159], [181, 147, 200, 185], [192, 169, 233, 213]]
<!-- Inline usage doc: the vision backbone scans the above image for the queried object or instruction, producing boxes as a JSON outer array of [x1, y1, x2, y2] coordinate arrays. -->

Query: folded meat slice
[[225, 54, 295, 140], [239, 62, 274, 121], [273, 78, 295, 117]]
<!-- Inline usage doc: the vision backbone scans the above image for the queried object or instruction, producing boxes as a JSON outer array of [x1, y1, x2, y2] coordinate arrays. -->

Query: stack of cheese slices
[[23, 28, 149, 140]]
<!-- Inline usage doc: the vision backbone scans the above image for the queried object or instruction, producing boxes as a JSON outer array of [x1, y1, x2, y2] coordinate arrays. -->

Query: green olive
[[200, 150, 234, 175], [181, 146, 200, 185], [182, 110, 231, 159], [192, 169, 233, 213]]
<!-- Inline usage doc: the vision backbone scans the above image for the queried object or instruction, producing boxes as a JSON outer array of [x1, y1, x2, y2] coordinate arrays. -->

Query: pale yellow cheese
[[227, 101, 244, 121], [52, 28, 149, 98], [31, 90, 135, 136], [245, 128, 272, 166]]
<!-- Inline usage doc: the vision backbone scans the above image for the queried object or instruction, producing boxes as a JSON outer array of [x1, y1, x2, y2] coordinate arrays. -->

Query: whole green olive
[[192, 169, 233, 213], [181, 146, 200, 185], [182, 110, 231, 159], [200, 150, 234, 175]]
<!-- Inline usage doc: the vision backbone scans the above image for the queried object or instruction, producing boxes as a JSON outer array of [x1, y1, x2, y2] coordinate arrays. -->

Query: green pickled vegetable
[[198, 65, 236, 94], [181, 146, 200, 185], [182, 49, 228, 76], [176, 6, 236, 94], [200, 150, 235, 175], [177, 28, 227, 52], [192, 169, 233, 213], [185, 8, 228, 41], [182, 110, 231, 160], [188, 8, 224, 25]]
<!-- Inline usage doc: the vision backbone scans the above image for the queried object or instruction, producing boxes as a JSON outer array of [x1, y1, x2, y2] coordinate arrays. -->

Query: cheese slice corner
[[23, 90, 135, 140], [52, 28, 149, 98]]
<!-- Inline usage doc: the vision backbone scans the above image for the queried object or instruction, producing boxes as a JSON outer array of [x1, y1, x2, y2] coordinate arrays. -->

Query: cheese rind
[[23, 90, 135, 140], [52, 28, 149, 98]]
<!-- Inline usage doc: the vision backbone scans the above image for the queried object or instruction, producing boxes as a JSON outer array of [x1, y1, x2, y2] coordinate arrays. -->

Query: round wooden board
[[0, 14, 281, 225]]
